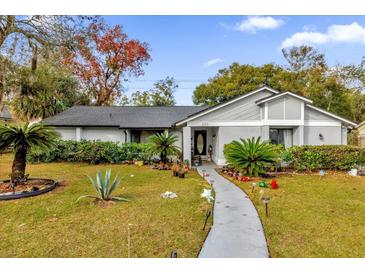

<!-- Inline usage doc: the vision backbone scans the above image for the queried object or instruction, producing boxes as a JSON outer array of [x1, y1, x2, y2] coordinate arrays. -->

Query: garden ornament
[[161, 191, 178, 199], [251, 182, 256, 193], [270, 179, 279, 189], [261, 196, 271, 217], [319, 170, 325, 177], [259, 189, 265, 200], [348, 168, 358, 176], [258, 181, 267, 188], [201, 188, 214, 203]]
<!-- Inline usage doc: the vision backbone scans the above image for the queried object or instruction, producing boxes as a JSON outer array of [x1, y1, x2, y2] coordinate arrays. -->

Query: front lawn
[[0, 153, 212, 258], [220, 171, 365, 257]]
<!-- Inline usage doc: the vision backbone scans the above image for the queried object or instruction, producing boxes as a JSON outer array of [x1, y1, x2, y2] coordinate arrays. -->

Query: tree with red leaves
[[62, 22, 150, 106]]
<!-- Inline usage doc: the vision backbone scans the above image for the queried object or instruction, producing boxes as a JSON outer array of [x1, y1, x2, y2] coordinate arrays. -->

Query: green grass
[[0, 153, 212, 258], [221, 171, 365, 257]]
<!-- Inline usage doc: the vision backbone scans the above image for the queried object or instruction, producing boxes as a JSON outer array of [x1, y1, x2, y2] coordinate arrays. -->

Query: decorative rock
[[161, 191, 178, 199]]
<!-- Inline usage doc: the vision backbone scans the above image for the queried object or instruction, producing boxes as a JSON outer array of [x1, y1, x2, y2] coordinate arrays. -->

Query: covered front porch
[[181, 124, 304, 166], [182, 126, 220, 166]]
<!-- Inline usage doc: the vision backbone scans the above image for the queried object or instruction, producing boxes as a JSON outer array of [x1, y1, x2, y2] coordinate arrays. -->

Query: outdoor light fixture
[[202, 209, 212, 231], [261, 196, 270, 217], [127, 223, 133, 258], [251, 182, 256, 193], [319, 133, 324, 141]]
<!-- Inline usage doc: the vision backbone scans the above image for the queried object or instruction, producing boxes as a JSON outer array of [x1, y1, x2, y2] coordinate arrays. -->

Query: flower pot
[[178, 173, 185, 179]]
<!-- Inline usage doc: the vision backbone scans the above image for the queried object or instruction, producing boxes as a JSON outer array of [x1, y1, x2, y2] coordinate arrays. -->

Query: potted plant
[[171, 164, 179, 176], [178, 168, 186, 179]]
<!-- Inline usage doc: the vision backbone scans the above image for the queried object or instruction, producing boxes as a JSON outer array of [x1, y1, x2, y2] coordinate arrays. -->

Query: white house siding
[[267, 96, 302, 120], [191, 90, 272, 123], [216, 126, 262, 165], [305, 107, 334, 121], [169, 129, 183, 150], [56, 127, 77, 140], [304, 126, 342, 145], [82, 127, 125, 142], [285, 97, 302, 120]]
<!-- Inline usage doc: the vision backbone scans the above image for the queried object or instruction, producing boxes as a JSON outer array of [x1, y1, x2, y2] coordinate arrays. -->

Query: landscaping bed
[[218, 168, 365, 257], [0, 153, 212, 258], [0, 178, 57, 200]]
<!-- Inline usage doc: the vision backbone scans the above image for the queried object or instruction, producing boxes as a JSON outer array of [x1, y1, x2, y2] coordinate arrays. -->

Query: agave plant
[[224, 137, 279, 177], [148, 131, 181, 163], [77, 169, 129, 202]]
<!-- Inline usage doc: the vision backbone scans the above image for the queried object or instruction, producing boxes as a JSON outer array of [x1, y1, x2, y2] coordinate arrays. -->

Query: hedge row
[[282, 145, 365, 171], [28, 140, 151, 164]]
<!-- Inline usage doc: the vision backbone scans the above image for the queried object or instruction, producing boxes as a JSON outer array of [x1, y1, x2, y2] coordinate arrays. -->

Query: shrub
[[283, 145, 365, 171], [28, 140, 151, 164], [224, 137, 280, 176]]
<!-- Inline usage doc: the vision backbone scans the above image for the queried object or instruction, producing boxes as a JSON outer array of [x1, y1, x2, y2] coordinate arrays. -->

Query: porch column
[[182, 126, 191, 166], [298, 125, 304, 145], [261, 125, 270, 141], [76, 127, 83, 141]]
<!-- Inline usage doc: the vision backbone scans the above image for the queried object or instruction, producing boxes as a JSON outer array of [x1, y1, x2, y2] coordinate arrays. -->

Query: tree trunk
[[160, 152, 167, 164], [11, 146, 27, 184]]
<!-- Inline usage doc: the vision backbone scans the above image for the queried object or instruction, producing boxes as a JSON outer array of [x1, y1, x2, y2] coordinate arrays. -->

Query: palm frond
[[224, 137, 279, 176]]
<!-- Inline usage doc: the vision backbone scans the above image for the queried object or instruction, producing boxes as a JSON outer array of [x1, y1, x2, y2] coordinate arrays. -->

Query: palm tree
[[0, 123, 59, 183], [148, 131, 181, 163]]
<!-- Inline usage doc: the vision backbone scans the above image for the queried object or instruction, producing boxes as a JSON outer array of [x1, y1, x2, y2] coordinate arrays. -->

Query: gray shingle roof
[[0, 105, 12, 120], [43, 105, 208, 128]]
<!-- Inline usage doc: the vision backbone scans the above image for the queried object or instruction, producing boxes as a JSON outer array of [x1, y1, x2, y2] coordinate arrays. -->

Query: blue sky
[[105, 16, 365, 105]]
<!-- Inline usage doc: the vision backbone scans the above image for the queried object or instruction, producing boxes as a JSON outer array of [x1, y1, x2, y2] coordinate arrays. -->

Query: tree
[[282, 45, 327, 72], [7, 61, 89, 121], [130, 90, 149, 106], [62, 21, 150, 106], [193, 63, 290, 105], [0, 123, 59, 183], [131, 77, 177, 106], [192, 46, 361, 122], [148, 131, 181, 163], [0, 16, 98, 104]]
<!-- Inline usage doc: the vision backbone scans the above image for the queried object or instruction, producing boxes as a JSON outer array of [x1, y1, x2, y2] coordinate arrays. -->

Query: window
[[131, 130, 141, 143], [269, 128, 293, 147]]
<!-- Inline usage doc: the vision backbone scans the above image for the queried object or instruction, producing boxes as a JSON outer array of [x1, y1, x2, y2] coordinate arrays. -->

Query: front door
[[194, 130, 207, 155]]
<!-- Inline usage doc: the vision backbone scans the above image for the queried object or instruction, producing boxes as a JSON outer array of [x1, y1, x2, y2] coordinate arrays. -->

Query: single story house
[[43, 86, 356, 165], [355, 121, 365, 147], [0, 105, 13, 125]]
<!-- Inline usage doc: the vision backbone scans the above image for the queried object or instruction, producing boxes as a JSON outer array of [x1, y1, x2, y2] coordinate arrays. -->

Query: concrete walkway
[[197, 163, 269, 258]]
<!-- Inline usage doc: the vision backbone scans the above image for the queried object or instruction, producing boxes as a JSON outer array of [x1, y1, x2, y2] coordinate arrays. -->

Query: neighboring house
[[356, 121, 365, 147], [43, 86, 356, 165], [0, 105, 13, 125]]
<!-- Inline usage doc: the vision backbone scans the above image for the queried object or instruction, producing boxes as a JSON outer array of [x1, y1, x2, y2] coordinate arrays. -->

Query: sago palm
[[224, 137, 279, 176], [148, 131, 180, 163], [77, 169, 129, 202], [0, 123, 59, 183]]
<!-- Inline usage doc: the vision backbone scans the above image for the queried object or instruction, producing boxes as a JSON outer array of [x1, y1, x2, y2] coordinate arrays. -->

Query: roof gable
[[175, 86, 278, 126], [255, 91, 313, 105], [0, 105, 12, 120]]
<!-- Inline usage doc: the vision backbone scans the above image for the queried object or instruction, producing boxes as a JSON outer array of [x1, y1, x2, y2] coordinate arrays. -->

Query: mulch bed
[[0, 179, 53, 194]]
